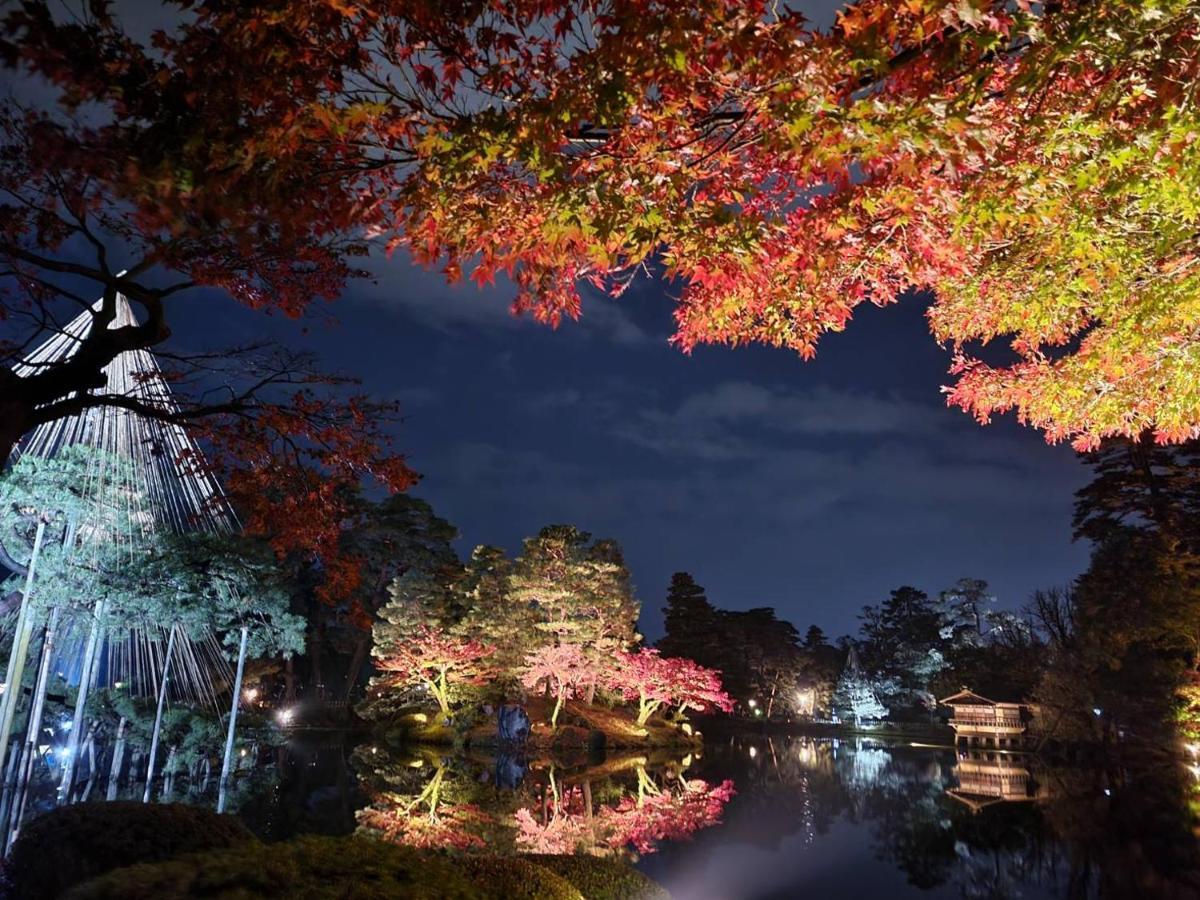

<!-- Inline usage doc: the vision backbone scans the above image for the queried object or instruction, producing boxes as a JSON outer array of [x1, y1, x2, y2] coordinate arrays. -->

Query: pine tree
[[459, 544, 534, 678], [506, 525, 640, 655], [657, 572, 721, 666], [832, 646, 887, 724], [802, 625, 829, 651]]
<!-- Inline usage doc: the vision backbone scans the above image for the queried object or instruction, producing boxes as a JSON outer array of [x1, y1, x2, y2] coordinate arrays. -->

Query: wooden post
[[0, 740, 20, 837], [217, 625, 249, 814], [8, 604, 61, 853], [106, 717, 127, 801], [161, 746, 177, 802], [143, 625, 177, 803], [58, 599, 104, 804], [78, 724, 97, 803], [0, 520, 46, 779]]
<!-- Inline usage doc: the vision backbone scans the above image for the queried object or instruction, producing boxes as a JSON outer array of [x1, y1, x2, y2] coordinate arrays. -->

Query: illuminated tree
[[507, 526, 640, 657], [605, 648, 730, 726], [668, 658, 734, 717], [459, 544, 536, 678], [520, 643, 601, 729], [8, 0, 1200, 452], [0, 10, 416, 585], [373, 626, 495, 719], [833, 647, 888, 724]]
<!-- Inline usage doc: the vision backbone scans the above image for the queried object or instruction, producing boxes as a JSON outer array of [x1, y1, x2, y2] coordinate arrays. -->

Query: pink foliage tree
[[608, 648, 733, 726], [374, 625, 495, 717], [670, 658, 735, 716], [520, 643, 601, 728]]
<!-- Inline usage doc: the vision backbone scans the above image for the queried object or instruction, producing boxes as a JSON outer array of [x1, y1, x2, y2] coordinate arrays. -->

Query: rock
[[497, 705, 530, 743]]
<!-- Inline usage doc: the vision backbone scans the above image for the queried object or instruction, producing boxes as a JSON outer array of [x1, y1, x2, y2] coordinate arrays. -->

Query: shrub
[[523, 855, 670, 900], [459, 856, 583, 900], [7, 802, 255, 900], [66, 835, 489, 900]]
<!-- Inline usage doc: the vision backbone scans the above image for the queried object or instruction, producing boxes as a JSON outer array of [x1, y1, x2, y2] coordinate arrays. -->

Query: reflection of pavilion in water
[[940, 688, 1050, 812], [947, 749, 1051, 812]]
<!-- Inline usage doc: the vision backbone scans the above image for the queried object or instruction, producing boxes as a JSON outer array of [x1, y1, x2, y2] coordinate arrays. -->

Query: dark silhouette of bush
[[66, 835, 520, 897], [459, 856, 583, 899], [523, 855, 671, 899], [7, 801, 255, 900]]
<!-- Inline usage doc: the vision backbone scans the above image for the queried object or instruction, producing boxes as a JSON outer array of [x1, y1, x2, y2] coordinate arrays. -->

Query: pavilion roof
[[938, 688, 1000, 706]]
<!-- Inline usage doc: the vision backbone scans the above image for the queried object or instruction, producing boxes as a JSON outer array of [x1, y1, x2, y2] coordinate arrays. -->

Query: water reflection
[[639, 735, 1200, 899], [237, 733, 1200, 898], [351, 743, 734, 859]]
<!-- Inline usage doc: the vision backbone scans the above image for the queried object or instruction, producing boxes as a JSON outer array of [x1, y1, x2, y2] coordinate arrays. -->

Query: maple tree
[[666, 657, 735, 717], [372, 624, 495, 717], [382, 0, 1200, 450], [520, 642, 602, 728], [0, 3, 416, 592], [607, 647, 731, 726], [10, 0, 1198, 452]]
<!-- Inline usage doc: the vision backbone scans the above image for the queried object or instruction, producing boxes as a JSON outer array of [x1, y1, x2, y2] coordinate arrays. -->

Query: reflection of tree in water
[[352, 744, 732, 859], [357, 760, 493, 850], [849, 743, 1200, 898], [1039, 758, 1200, 898]]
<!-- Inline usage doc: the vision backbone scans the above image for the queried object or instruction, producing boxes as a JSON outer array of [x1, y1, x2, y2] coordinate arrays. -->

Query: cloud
[[609, 381, 953, 462], [347, 253, 651, 346]]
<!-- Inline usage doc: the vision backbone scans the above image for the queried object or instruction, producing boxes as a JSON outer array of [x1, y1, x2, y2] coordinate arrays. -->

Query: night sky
[[22, 0, 1094, 641], [168, 257, 1093, 642]]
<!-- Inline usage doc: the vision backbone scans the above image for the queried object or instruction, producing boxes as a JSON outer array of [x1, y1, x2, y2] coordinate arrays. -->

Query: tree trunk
[[106, 718, 127, 801], [144, 626, 178, 803], [0, 521, 46, 780], [342, 633, 369, 703], [766, 674, 779, 719], [59, 599, 104, 804], [310, 621, 325, 699], [284, 657, 296, 704], [217, 626, 249, 814]]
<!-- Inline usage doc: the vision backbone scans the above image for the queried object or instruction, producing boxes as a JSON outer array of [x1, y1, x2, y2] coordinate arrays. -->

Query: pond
[[231, 731, 1200, 899]]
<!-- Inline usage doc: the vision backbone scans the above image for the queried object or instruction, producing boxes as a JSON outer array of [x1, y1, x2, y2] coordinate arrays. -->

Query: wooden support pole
[[8, 605, 61, 854], [0, 521, 46, 779], [143, 625, 177, 803], [106, 717, 127, 801], [217, 625, 249, 814], [58, 599, 104, 804]]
